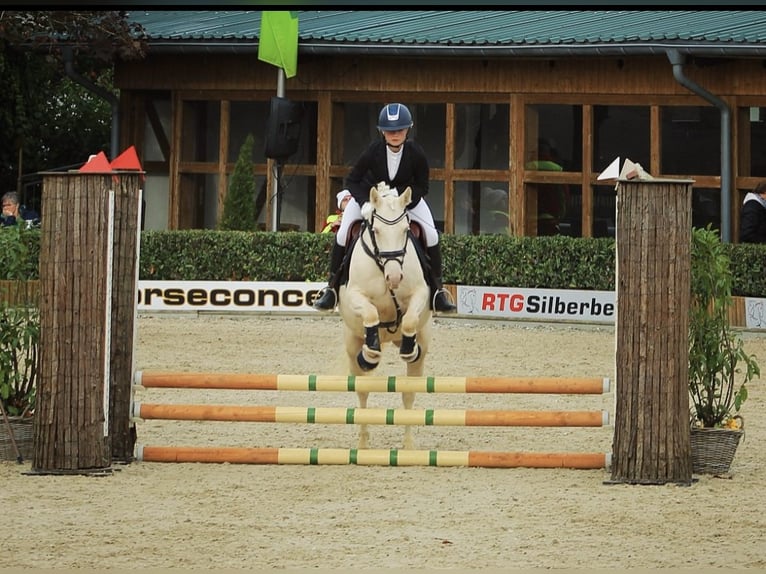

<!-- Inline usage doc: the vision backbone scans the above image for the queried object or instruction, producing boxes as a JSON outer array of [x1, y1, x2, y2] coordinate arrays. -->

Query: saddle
[[338, 219, 429, 288]]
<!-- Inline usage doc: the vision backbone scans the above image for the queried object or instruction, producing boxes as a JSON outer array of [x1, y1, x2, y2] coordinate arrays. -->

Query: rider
[[313, 102, 457, 314]]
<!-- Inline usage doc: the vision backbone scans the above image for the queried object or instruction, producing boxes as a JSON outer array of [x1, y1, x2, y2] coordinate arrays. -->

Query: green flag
[[258, 11, 299, 79]]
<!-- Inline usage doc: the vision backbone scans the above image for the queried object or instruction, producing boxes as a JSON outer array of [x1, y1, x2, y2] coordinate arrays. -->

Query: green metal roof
[[128, 10, 766, 49]]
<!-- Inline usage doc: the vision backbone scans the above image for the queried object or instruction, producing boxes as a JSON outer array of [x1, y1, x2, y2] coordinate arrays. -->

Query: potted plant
[[0, 223, 40, 461], [688, 226, 760, 474]]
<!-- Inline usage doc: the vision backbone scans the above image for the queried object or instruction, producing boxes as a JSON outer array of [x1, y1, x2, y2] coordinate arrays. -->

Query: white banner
[[456, 285, 615, 323], [135, 281, 766, 329], [745, 297, 766, 329], [137, 280, 326, 312]]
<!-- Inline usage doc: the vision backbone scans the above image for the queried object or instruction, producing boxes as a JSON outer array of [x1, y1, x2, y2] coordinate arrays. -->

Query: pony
[[338, 182, 432, 450]]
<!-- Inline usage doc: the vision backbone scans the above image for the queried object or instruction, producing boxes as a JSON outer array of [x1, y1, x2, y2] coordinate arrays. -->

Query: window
[[661, 105, 720, 175], [180, 101, 220, 163], [592, 185, 617, 238], [454, 104, 508, 170], [229, 101, 270, 163], [526, 104, 582, 171], [692, 187, 721, 231], [453, 181, 508, 235], [745, 106, 766, 177], [336, 102, 445, 166], [593, 105, 650, 173], [143, 94, 171, 163]]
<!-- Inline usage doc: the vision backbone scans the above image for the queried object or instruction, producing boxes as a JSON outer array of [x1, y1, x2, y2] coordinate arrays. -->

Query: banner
[[456, 285, 615, 323], [134, 280, 766, 330], [258, 11, 299, 78]]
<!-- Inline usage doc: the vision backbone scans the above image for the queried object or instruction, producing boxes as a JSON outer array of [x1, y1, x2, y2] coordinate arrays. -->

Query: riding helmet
[[377, 103, 413, 131]]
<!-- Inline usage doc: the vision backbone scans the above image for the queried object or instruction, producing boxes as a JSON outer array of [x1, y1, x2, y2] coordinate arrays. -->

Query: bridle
[[359, 207, 411, 332]]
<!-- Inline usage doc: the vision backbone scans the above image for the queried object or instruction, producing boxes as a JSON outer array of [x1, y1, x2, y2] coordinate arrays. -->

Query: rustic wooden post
[[107, 173, 141, 463], [610, 178, 694, 485], [32, 171, 141, 473]]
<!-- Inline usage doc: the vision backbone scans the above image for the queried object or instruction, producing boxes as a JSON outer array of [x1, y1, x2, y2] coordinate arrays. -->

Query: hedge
[[2, 228, 765, 297]]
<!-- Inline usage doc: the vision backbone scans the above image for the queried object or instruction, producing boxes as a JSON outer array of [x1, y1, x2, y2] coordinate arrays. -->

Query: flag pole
[[270, 68, 286, 232]]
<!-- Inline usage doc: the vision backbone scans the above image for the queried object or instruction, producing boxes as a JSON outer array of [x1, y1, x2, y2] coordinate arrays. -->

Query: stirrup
[[433, 288, 457, 314], [313, 286, 338, 311]]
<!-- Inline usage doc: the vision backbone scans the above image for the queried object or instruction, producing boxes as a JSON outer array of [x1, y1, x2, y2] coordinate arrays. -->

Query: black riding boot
[[427, 244, 457, 314], [313, 242, 345, 311]]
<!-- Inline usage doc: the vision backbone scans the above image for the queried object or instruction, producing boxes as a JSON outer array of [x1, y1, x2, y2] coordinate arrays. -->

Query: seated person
[[322, 190, 352, 234], [1, 191, 40, 228]]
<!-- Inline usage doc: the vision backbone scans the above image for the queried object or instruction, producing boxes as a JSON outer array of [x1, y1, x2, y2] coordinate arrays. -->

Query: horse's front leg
[[357, 390, 369, 450], [401, 391, 416, 450], [398, 286, 430, 364], [358, 323, 382, 371], [345, 290, 383, 371]]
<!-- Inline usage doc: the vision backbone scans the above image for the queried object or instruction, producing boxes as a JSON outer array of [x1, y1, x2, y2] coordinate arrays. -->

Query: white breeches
[[335, 197, 440, 247]]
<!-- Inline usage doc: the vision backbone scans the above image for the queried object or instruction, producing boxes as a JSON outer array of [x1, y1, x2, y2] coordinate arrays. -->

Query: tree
[[220, 134, 259, 231], [0, 11, 145, 198]]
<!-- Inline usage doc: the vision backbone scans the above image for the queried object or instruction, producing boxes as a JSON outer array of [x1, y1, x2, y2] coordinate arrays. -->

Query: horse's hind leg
[[401, 342, 427, 450], [357, 390, 370, 449], [401, 391, 415, 450]]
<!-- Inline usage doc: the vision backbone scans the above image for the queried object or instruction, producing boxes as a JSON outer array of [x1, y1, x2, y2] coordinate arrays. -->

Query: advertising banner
[[135, 281, 765, 330], [456, 285, 615, 323]]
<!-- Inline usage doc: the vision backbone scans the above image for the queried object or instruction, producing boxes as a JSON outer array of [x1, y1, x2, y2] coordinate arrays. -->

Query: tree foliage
[[0, 11, 145, 199], [220, 134, 259, 231]]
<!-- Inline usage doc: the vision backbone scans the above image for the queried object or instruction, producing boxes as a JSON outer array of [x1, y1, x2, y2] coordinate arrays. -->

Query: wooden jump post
[[136, 445, 611, 469], [134, 372, 611, 394], [610, 178, 693, 485], [33, 169, 142, 473]]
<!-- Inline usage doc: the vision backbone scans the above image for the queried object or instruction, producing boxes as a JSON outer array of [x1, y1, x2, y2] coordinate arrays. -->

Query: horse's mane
[[374, 181, 399, 200]]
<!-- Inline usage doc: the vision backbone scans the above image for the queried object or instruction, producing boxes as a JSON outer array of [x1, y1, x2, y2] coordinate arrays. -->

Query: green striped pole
[[133, 403, 610, 427], [136, 445, 611, 469], [134, 371, 611, 394]]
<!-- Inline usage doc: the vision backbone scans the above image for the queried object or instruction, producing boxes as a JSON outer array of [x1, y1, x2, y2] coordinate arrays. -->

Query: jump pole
[[136, 445, 611, 469], [134, 372, 610, 394], [133, 403, 609, 427]]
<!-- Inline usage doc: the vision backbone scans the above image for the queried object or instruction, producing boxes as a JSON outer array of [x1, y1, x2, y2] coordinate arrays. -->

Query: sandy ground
[[2, 313, 766, 570]]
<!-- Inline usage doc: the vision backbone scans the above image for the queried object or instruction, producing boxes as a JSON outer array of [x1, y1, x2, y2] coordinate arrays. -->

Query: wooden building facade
[[114, 11, 766, 242]]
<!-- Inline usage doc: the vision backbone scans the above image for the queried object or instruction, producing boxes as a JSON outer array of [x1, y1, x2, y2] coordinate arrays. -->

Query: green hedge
[[3, 228, 766, 297]]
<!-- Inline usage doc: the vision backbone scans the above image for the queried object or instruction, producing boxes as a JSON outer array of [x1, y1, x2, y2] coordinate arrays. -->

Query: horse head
[[365, 183, 412, 291]]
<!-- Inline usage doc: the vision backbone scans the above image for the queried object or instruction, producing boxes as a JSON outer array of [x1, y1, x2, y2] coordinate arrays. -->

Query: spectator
[[740, 181, 766, 243], [322, 190, 352, 234], [1, 192, 40, 228]]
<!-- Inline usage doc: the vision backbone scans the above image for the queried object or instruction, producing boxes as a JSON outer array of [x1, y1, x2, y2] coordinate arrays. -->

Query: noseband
[[360, 209, 410, 273]]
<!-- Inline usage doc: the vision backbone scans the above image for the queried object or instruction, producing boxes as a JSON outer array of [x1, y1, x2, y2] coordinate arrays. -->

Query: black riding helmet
[[377, 103, 413, 132]]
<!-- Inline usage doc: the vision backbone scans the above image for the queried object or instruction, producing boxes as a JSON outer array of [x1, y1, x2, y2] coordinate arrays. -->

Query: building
[[114, 10, 766, 241]]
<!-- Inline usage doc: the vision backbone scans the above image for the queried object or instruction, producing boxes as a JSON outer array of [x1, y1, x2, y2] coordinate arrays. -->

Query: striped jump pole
[[134, 371, 611, 394], [133, 403, 610, 427], [135, 445, 611, 469]]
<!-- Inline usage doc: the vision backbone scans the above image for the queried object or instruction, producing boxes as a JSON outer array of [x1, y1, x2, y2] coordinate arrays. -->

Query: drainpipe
[[667, 49, 732, 242], [62, 47, 119, 160]]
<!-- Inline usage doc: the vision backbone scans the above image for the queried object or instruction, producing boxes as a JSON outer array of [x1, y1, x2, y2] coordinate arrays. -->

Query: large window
[[147, 92, 758, 238]]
